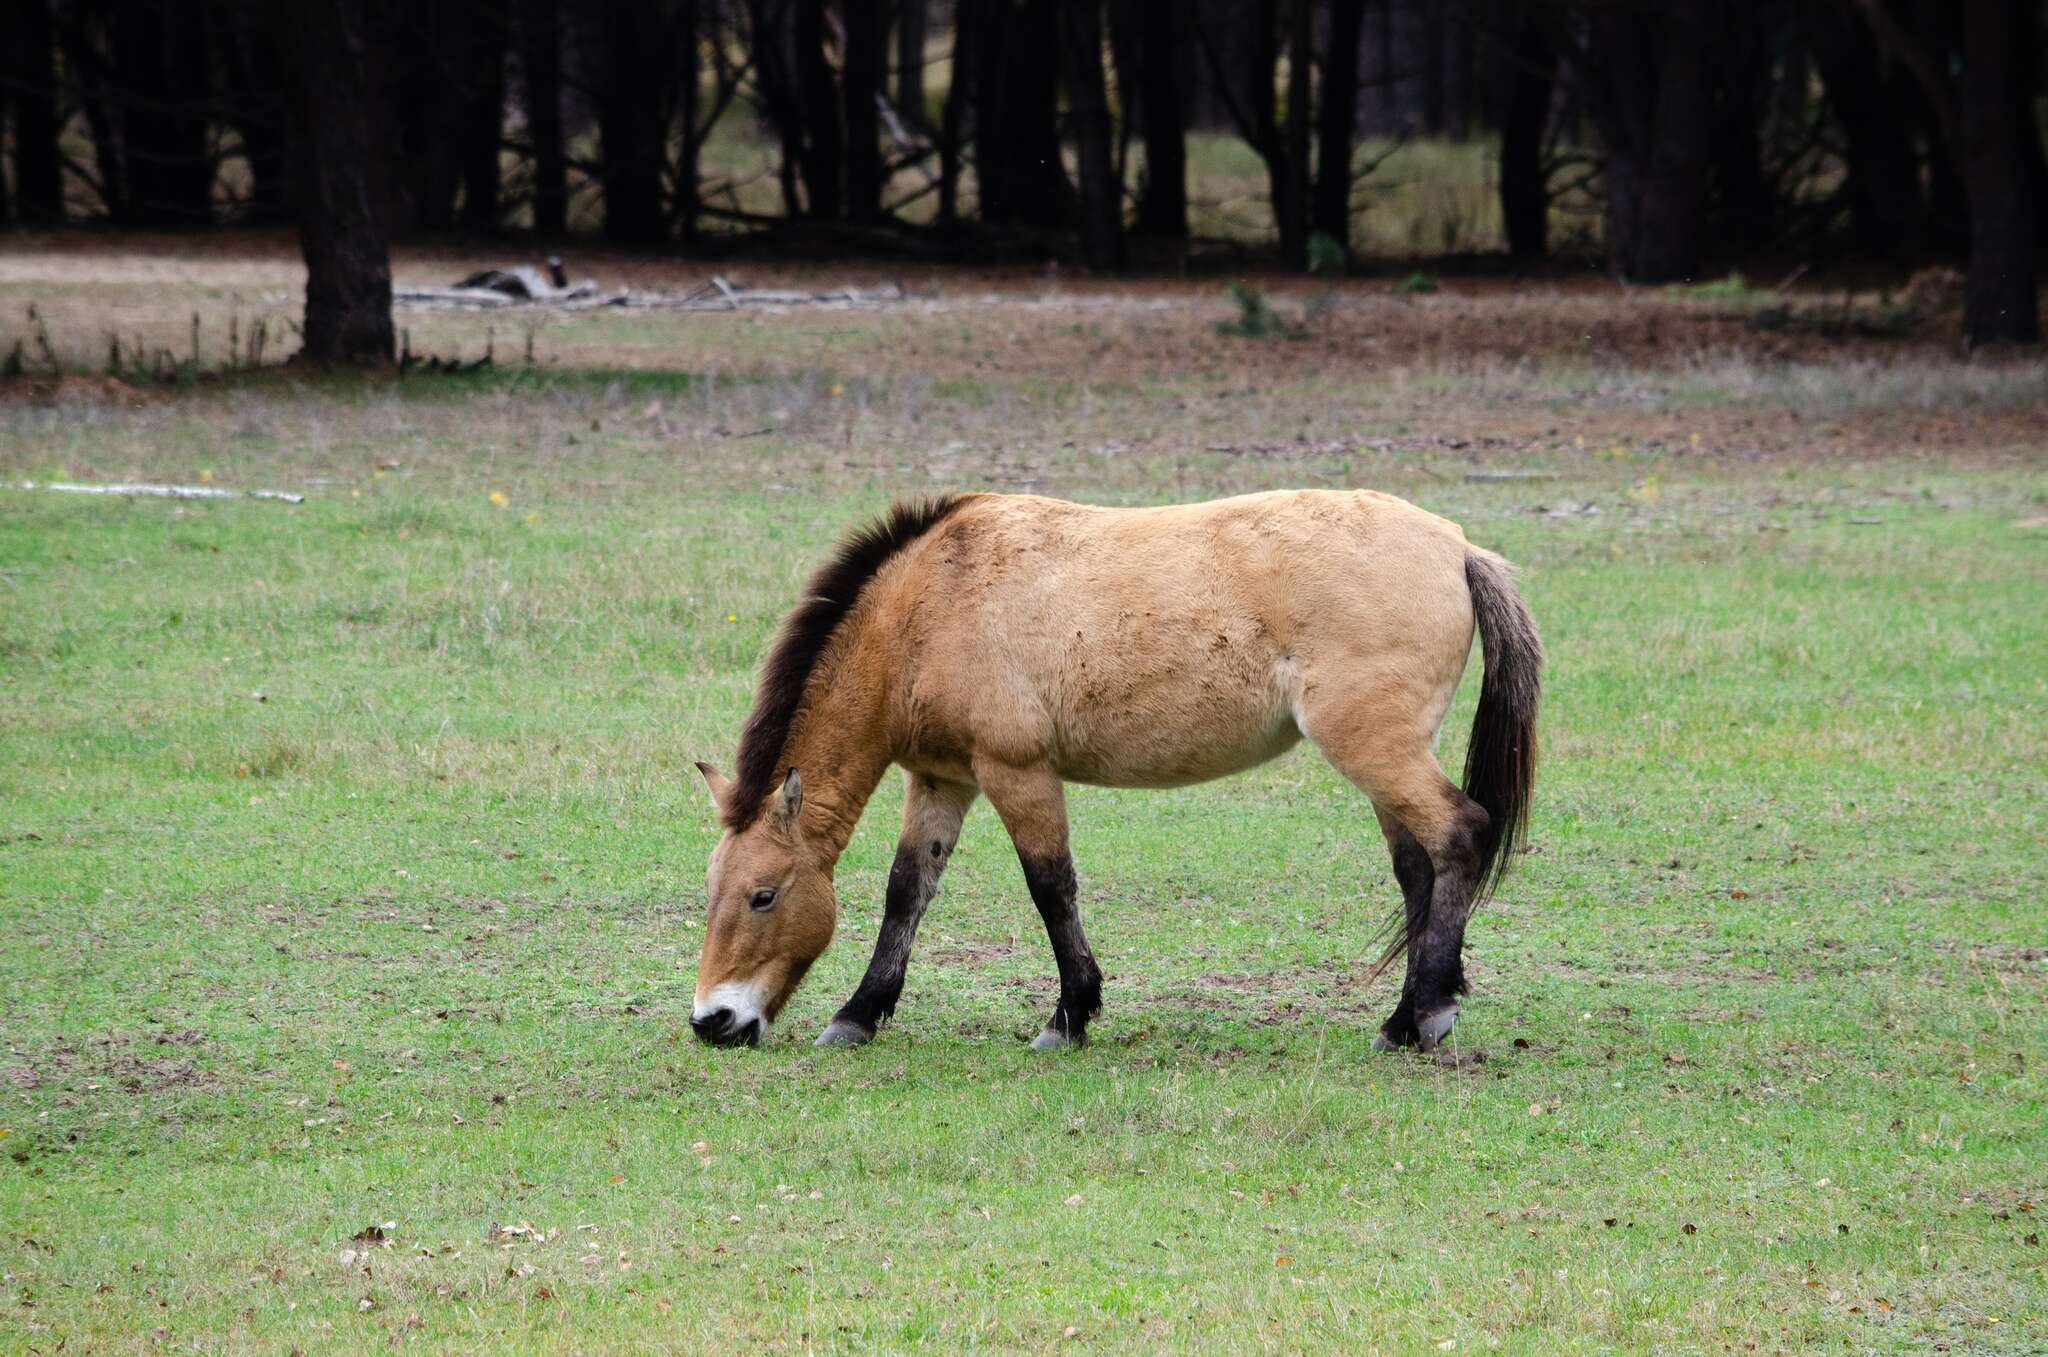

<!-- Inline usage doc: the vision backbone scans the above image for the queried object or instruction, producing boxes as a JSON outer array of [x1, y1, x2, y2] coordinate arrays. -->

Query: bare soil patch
[[0, 373, 148, 407], [4, 1029, 224, 1103]]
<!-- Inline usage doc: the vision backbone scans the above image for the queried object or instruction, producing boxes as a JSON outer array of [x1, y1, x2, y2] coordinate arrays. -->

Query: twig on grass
[[14, 481, 306, 504]]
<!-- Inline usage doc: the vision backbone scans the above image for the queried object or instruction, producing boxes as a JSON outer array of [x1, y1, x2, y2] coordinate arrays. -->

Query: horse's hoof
[[1029, 1026, 1084, 1053], [1415, 1007, 1459, 1053], [814, 1019, 874, 1048]]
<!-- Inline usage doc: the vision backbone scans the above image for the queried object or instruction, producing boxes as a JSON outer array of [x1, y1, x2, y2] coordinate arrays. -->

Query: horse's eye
[[750, 887, 779, 912]]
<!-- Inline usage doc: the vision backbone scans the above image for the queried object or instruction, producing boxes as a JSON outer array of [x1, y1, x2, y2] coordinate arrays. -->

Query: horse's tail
[[1461, 549, 1542, 903]]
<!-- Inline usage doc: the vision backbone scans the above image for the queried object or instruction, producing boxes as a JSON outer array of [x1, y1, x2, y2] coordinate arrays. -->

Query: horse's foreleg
[[975, 758, 1101, 1052], [816, 773, 977, 1047]]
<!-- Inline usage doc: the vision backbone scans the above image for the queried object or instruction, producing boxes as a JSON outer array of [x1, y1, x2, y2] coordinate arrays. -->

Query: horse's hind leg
[[816, 772, 977, 1047], [1369, 809, 1435, 1050], [1308, 711, 1490, 1053], [973, 757, 1102, 1052]]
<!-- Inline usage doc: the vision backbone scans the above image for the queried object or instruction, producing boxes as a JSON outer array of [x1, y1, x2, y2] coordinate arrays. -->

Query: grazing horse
[[689, 490, 1540, 1054]]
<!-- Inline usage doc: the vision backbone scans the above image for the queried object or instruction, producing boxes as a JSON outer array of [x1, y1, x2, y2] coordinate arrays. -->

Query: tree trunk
[[1708, 4, 1772, 254], [457, 0, 507, 234], [1585, 2, 1710, 283], [1129, 0, 1187, 238], [1959, 0, 2040, 343], [1894, 0, 1969, 253], [973, 0, 1063, 229], [1277, 0, 1310, 263], [1389, 0, 1429, 133], [1801, 0, 1924, 258], [844, 0, 886, 223], [2020, 10, 2048, 251], [1362, 0, 1395, 136], [64, 16, 130, 224], [599, 0, 667, 244], [1061, 0, 1125, 270], [747, 0, 808, 218], [1495, 0, 1556, 260], [938, 0, 973, 224], [275, 0, 393, 367], [217, 0, 291, 225], [794, 0, 844, 220], [1314, 0, 1366, 254], [1439, 4, 1471, 139], [1230, 0, 1280, 220], [1418, 0, 1445, 133], [1204, 0, 1303, 263], [676, 0, 702, 244], [1926, 123, 1971, 256], [520, 0, 567, 234], [115, 0, 215, 225], [7, 0, 64, 223], [897, 0, 928, 125], [389, 5, 456, 231]]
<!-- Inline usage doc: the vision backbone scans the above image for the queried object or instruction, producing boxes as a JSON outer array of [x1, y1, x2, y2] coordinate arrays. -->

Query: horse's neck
[[782, 632, 895, 867]]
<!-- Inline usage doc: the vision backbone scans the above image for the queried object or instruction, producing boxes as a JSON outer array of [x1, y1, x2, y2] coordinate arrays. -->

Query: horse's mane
[[724, 495, 972, 832]]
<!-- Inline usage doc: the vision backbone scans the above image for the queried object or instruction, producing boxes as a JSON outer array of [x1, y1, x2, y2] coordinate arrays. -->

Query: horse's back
[[892, 490, 1478, 787], [948, 488, 1473, 648]]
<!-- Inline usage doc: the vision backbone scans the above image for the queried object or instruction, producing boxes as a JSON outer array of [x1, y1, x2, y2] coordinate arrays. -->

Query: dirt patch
[[1190, 971, 1269, 994], [6, 1031, 224, 1100], [0, 374, 149, 407], [922, 942, 1019, 966], [1133, 964, 1392, 1026], [109, 1055, 207, 1094], [1930, 941, 2048, 976]]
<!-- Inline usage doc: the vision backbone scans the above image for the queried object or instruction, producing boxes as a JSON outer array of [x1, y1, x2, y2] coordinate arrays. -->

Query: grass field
[[1, 245, 2045, 1354]]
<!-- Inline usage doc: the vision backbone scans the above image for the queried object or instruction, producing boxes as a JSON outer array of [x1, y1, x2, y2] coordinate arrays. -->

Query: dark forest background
[[1, 0, 2042, 360]]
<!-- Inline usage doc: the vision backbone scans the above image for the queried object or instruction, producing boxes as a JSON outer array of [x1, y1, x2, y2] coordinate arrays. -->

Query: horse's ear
[[773, 768, 803, 829], [694, 761, 733, 813]]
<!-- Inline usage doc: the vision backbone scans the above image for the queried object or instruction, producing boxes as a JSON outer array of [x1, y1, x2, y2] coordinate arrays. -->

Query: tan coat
[[690, 490, 1539, 1054]]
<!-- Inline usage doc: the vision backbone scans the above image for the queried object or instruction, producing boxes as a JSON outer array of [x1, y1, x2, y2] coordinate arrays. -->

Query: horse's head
[[688, 763, 835, 1046]]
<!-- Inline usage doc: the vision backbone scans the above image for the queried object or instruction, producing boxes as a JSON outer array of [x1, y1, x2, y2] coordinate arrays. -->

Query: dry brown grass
[[2, 234, 2043, 483]]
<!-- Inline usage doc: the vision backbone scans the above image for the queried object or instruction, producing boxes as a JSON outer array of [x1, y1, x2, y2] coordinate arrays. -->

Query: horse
[[688, 489, 1540, 1054]]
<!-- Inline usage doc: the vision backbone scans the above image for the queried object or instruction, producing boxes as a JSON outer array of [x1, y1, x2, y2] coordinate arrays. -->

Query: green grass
[[1, 352, 2044, 1355]]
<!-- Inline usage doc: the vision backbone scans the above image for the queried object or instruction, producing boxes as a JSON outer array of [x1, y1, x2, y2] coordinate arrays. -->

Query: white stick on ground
[[393, 276, 909, 312], [14, 481, 306, 504]]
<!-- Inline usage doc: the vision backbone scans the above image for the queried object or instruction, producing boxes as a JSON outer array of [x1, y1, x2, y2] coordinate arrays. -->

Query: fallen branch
[[14, 480, 305, 504], [395, 274, 908, 313]]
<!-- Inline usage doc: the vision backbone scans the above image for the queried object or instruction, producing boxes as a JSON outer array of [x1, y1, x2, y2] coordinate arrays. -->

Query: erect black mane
[[724, 495, 970, 832]]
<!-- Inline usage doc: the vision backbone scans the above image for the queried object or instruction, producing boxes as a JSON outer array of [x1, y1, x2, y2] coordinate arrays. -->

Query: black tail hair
[[1461, 551, 1542, 903]]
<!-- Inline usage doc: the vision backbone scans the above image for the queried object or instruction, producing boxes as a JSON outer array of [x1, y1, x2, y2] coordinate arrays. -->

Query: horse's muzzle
[[689, 1007, 762, 1048]]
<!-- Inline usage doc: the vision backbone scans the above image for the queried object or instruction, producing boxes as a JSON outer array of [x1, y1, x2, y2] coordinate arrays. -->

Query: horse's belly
[[1054, 721, 1302, 789], [1047, 671, 1303, 789]]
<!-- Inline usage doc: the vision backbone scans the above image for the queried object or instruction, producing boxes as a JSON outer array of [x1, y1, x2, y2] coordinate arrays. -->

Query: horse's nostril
[[690, 1008, 734, 1041]]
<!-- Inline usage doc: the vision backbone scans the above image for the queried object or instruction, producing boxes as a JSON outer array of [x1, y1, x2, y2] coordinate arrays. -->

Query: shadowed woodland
[[0, 0, 2043, 358]]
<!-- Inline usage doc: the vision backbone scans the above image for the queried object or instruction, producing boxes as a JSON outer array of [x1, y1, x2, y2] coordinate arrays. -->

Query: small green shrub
[[1215, 282, 1305, 340], [1667, 273, 1765, 305], [1305, 233, 1347, 277], [1398, 271, 1438, 295]]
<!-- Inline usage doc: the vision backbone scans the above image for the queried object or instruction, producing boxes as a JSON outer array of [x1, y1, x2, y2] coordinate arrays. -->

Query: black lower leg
[[831, 841, 942, 1033], [1403, 803, 1489, 1050], [1378, 829, 1436, 1049], [1020, 851, 1101, 1045]]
